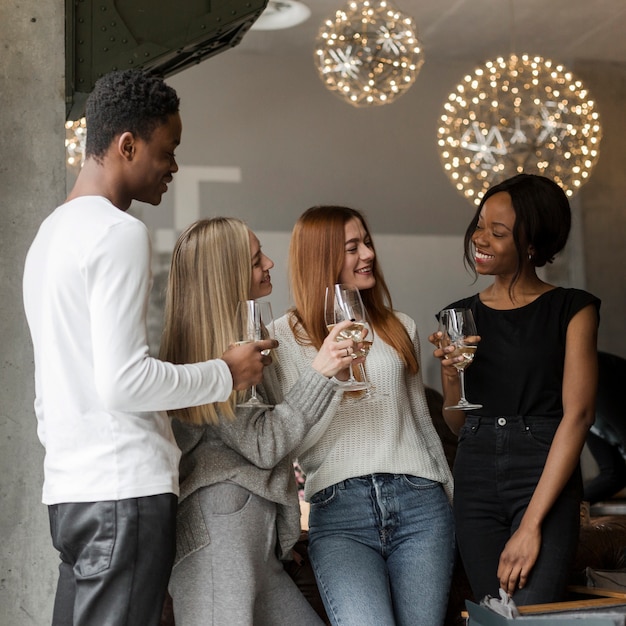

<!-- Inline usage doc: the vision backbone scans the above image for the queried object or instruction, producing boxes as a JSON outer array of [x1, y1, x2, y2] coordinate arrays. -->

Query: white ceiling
[[239, 0, 626, 66]]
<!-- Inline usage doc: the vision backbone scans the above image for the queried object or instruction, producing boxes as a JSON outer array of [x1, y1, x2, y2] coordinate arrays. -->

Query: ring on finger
[[344, 347, 350, 357], [351, 352, 358, 360]]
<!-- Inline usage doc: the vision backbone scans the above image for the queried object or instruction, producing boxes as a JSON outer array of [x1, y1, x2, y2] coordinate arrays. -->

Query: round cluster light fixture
[[314, 0, 424, 107], [437, 54, 602, 206]]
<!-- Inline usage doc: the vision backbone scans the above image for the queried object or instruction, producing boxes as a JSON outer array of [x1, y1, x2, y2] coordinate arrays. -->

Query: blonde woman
[[160, 217, 360, 625]]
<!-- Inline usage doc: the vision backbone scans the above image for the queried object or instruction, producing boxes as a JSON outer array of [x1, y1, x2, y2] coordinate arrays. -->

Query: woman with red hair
[[274, 205, 454, 626]]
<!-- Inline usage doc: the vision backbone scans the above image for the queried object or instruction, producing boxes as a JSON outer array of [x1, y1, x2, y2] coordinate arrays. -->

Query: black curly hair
[[85, 69, 180, 161], [463, 173, 571, 288]]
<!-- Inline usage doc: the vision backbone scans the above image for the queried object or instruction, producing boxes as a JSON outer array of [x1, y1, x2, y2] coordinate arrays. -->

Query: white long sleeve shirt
[[23, 196, 233, 504], [273, 311, 453, 501]]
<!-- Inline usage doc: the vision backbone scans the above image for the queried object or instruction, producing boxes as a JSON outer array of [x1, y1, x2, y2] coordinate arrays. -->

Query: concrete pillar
[[0, 1, 65, 623]]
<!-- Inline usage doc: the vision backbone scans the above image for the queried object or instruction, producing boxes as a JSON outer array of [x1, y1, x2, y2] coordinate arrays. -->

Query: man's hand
[[221, 339, 278, 390]]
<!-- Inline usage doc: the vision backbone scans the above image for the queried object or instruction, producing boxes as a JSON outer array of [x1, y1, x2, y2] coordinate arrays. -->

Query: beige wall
[[574, 61, 626, 355]]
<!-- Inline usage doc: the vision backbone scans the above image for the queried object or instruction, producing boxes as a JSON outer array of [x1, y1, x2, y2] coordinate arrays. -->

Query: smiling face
[[338, 217, 376, 290], [248, 230, 274, 300], [128, 112, 182, 206], [471, 191, 525, 277]]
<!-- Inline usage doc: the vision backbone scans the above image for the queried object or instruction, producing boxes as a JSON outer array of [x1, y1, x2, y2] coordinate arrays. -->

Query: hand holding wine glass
[[311, 320, 366, 377], [324, 284, 369, 391], [438, 308, 482, 411], [234, 300, 275, 408]]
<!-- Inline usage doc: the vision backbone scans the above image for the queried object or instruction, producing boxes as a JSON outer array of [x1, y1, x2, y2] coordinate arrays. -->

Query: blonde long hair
[[288, 206, 418, 374], [159, 217, 251, 424]]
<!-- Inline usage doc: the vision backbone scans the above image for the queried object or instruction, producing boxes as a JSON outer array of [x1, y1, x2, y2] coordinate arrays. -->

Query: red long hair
[[288, 206, 418, 374]]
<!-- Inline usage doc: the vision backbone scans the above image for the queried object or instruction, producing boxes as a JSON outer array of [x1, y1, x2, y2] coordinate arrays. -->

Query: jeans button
[[497, 417, 507, 426]]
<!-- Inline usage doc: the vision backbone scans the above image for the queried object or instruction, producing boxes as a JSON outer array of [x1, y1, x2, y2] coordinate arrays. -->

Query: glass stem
[[458, 370, 468, 405], [358, 363, 370, 387], [358, 363, 373, 400], [249, 384, 258, 400]]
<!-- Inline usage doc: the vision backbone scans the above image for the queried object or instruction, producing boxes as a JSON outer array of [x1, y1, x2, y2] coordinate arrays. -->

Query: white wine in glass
[[356, 317, 385, 401], [324, 284, 369, 391], [234, 300, 274, 408], [438, 308, 482, 411]]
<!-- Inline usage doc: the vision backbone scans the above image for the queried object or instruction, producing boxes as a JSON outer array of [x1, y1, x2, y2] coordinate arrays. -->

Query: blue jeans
[[308, 474, 454, 626], [453, 415, 582, 605]]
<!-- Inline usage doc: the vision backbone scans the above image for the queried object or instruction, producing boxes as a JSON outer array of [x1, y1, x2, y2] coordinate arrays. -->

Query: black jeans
[[48, 494, 177, 626], [453, 415, 582, 605]]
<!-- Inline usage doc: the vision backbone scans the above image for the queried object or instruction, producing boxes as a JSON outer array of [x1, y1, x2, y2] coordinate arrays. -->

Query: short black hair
[[463, 173, 571, 285], [85, 69, 180, 161]]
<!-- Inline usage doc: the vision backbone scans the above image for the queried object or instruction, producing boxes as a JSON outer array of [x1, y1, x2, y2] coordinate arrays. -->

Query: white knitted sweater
[[274, 311, 453, 501]]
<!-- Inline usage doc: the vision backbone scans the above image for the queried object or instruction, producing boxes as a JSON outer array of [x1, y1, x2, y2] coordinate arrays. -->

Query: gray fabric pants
[[169, 482, 323, 626]]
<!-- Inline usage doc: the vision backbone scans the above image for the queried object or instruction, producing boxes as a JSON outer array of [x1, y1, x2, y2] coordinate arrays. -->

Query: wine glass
[[324, 284, 369, 391], [234, 299, 274, 408], [438, 308, 482, 411], [356, 318, 385, 401]]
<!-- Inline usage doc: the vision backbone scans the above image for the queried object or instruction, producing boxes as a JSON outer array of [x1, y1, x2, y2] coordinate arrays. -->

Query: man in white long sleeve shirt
[[22, 69, 276, 626]]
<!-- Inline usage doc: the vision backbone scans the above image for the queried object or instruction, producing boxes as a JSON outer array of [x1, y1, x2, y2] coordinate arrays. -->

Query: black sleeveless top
[[445, 288, 600, 419]]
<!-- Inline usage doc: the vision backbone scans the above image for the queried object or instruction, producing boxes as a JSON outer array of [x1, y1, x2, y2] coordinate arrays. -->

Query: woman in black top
[[430, 174, 600, 605]]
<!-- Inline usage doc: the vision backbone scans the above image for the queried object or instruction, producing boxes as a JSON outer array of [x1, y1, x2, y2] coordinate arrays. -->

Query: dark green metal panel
[[65, 0, 269, 119]]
